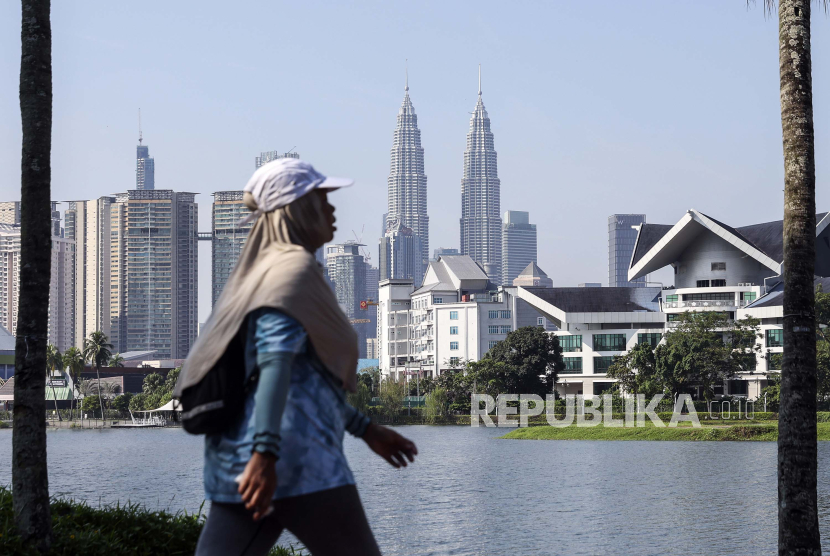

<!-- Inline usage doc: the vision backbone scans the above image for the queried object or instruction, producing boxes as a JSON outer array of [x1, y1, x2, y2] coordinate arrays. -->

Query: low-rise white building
[[379, 256, 548, 381], [515, 286, 664, 397]]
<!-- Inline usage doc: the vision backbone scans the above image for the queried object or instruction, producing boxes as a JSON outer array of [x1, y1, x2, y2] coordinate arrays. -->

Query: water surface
[[1, 426, 829, 555]]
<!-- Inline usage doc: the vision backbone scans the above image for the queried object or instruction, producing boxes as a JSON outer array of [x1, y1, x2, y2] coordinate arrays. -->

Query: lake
[[1, 426, 830, 555]]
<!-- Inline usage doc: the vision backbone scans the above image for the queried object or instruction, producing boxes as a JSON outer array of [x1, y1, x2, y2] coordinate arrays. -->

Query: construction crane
[[352, 226, 372, 265]]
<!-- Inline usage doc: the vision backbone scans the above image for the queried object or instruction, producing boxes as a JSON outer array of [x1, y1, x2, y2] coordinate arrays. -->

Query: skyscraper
[[365, 263, 379, 346], [460, 67, 502, 284], [0, 216, 74, 352], [136, 122, 155, 190], [255, 150, 300, 169], [385, 69, 429, 275], [325, 242, 367, 357], [110, 190, 198, 359], [0, 202, 20, 225], [379, 221, 423, 286], [501, 210, 537, 286], [211, 191, 253, 307], [65, 197, 115, 346], [609, 214, 646, 288]]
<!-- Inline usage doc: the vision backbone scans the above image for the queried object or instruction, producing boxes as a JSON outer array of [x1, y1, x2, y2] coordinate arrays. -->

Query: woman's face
[[315, 189, 336, 243]]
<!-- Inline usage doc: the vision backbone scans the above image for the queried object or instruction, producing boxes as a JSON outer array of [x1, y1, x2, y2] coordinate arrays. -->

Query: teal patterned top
[[203, 308, 370, 502]]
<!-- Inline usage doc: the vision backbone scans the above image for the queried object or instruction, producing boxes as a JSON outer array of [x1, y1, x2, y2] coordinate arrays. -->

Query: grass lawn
[[501, 422, 830, 442]]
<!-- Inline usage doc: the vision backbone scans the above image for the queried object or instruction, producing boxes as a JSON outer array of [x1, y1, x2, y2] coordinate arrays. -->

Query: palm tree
[[62, 347, 84, 420], [45, 345, 62, 422], [76, 380, 94, 419], [100, 382, 121, 411], [83, 331, 112, 426], [758, 1, 825, 553], [14, 0, 53, 548], [108, 353, 125, 368]]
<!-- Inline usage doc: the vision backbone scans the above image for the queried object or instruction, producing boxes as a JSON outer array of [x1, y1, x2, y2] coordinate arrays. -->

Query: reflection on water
[[1, 426, 829, 555]]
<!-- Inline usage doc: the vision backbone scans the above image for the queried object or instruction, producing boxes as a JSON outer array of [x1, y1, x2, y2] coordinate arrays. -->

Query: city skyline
[[1, 2, 829, 321]]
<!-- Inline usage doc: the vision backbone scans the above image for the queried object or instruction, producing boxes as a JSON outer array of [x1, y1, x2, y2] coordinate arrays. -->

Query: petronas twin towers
[[383, 66, 502, 286]]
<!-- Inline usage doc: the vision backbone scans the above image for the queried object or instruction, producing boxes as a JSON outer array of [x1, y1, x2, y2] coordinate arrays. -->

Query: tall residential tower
[[65, 197, 115, 346], [110, 190, 198, 359], [384, 69, 429, 278], [460, 67, 501, 284]]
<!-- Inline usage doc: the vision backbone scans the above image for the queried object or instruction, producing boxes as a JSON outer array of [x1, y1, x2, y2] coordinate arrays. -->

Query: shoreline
[[501, 422, 830, 441]]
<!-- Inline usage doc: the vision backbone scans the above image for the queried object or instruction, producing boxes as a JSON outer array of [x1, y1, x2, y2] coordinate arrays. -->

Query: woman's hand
[[363, 423, 417, 468], [238, 451, 277, 520]]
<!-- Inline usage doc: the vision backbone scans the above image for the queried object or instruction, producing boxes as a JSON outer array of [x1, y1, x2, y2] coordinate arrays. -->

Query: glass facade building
[[385, 74, 429, 277], [501, 210, 537, 286], [608, 214, 646, 288], [211, 191, 253, 307], [325, 242, 368, 357], [136, 145, 155, 190], [379, 222, 423, 287], [460, 70, 502, 284]]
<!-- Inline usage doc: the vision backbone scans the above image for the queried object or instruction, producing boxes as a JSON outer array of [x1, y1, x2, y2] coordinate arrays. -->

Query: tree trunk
[[776, 1, 820, 554], [14, 0, 52, 551]]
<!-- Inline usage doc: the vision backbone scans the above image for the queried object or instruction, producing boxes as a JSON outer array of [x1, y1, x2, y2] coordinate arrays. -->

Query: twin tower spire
[[383, 64, 502, 286]]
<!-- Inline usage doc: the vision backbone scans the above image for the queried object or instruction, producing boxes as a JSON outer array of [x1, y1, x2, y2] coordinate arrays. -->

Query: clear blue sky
[[1, 1, 828, 321]]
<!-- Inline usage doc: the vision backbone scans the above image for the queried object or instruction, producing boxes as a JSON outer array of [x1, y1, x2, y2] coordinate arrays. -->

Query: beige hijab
[[175, 191, 358, 396]]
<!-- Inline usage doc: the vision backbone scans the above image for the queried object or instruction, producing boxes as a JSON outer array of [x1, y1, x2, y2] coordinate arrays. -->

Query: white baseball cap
[[240, 158, 353, 224]]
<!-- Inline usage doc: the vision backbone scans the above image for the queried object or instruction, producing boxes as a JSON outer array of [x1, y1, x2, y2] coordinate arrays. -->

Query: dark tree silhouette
[[13, 0, 53, 550], [764, 0, 825, 553]]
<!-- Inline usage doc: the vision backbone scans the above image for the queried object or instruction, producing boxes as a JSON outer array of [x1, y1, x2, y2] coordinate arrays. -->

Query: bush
[[81, 396, 104, 418], [379, 380, 405, 423], [424, 388, 449, 424], [111, 393, 133, 414], [0, 486, 304, 555], [347, 384, 372, 414], [129, 393, 148, 412]]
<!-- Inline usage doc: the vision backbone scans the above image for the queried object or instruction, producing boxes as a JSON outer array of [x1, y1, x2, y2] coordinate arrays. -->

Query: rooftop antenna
[[138, 108, 143, 145], [478, 64, 481, 96], [405, 59, 409, 92]]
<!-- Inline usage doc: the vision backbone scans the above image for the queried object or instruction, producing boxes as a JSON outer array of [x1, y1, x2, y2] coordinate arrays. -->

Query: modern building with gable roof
[[380, 209, 829, 400], [627, 209, 830, 398]]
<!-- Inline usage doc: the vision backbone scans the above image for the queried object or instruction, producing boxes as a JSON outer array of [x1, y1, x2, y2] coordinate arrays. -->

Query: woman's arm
[[239, 309, 307, 519], [342, 402, 371, 438], [249, 309, 307, 457], [251, 352, 293, 457]]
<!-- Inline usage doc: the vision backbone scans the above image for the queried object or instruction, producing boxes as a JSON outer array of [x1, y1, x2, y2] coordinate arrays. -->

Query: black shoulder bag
[[178, 322, 255, 435]]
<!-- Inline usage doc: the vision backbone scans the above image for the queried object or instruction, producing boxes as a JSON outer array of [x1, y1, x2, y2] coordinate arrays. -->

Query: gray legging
[[195, 485, 382, 556]]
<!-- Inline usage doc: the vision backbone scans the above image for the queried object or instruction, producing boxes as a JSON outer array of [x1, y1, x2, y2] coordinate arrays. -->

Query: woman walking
[[177, 159, 417, 556]]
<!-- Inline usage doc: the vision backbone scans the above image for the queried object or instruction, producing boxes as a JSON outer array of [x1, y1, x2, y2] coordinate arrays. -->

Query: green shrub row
[[0, 487, 304, 556]]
